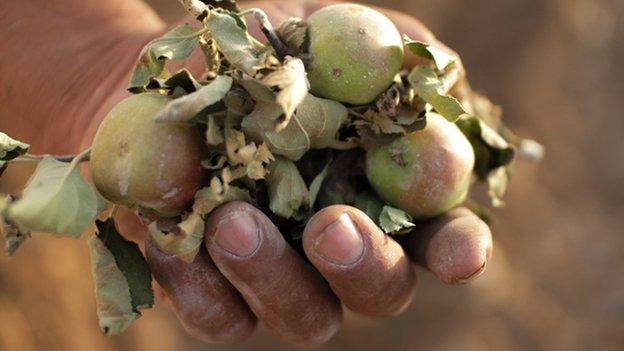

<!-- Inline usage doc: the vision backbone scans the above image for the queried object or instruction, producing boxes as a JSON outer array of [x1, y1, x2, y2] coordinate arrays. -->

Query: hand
[[1, 0, 491, 347]]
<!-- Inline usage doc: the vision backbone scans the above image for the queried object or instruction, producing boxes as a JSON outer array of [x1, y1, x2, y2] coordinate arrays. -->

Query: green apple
[[306, 4, 404, 105], [90, 93, 204, 217], [366, 113, 475, 219]]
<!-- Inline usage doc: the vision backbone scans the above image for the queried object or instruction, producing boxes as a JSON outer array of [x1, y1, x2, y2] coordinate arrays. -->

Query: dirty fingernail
[[314, 213, 364, 266], [214, 212, 260, 257]]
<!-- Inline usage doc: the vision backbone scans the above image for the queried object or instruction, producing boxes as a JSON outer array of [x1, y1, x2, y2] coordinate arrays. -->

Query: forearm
[[0, 0, 165, 153]]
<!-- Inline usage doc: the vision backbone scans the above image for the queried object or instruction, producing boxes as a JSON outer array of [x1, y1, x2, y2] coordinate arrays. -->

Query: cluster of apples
[[90, 4, 475, 226]]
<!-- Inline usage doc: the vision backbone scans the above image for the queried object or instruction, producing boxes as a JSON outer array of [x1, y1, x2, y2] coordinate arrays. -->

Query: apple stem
[[238, 8, 289, 60]]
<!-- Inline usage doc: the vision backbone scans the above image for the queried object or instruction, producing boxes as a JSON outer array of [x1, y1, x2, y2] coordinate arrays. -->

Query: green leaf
[[261, 57, 309, 130], [407, 65, 468, 122], [205, 10, 261, 75], [404, 35, 458, 71], [242, 94, 348, 160], [352, 191, 385, 221], [155, 75, 233, 123], [7, 157, 104, 237], [88, 219, 153, 336], [379, 206, 415, 235], [266, 157, 309, 219], [129, 24, 205, 91], [456, 114, 515, 178], [308, 155, 332, 208], [148, 212, 204, 263], [0, 132, 29, 161]]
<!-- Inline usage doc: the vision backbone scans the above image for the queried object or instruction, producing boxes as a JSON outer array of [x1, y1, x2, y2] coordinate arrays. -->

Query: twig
[[178, 0, 208, 18], [238, 8, 289, 60], [9, 153, 89, 164]]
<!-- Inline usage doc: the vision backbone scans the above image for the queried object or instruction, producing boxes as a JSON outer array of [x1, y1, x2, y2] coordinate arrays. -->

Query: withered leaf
[[88, 219, 153, 336], [155, 75, 233, 123], [193, 175, 252, 215], [266, 157, 309, 219], [242, 94, 348, 160], [0, 132, 30, 162], [404, 35, 458, 71], [275, 17, 308, 56], [407, 65, 468, 122], [205, 10, 261, 76], [379, 205, 416, 235], [486, 167, 509, 208], [0, 196, 30, 255], [129, 24, 206, 91], [261, 57, 309, 130], [7, 157, 105, 237], [148, 212, 204, 263], [200, 0, 239, 12]]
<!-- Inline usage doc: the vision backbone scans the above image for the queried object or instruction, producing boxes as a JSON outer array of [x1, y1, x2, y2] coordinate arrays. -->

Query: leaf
[[7, 157, 104, 237], [155, 75, 233, 123], [0, 132, 29, 161], [148, 212, 205, 263], [266, 157, 309, 219], [308, 155, 332, 208], [129, 24, 205, 91], [146, 69, 203, 93], [486, 167, 509, 208], [407, 65, 469, 122], [193, 175, 252, 215], [456, 114, 515, 179], [242, 94, 348, 160], [88, 219, 153, 336], [404, 35, 458, 71], [261, 57, 309, 130], [205, 10, 261, 76], [276, 17, 307, 56], [0, 196, 30, 255], [379, 206, 415, 235], [352, 191, 385, 222]]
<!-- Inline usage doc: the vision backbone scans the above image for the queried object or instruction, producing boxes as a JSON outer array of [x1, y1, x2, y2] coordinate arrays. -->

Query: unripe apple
[[90, 93, 204, 217], [366, 113, 475, 219], [306, 4, 404, 105]]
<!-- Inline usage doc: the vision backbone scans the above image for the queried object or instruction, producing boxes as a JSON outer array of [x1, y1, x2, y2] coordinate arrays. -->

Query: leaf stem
[[238, 8, 289, 60], [68, 148, 91, 169], [9, 152, 90, 164]]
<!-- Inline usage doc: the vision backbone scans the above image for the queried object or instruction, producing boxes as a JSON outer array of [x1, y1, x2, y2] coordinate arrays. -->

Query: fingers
[[303, 205, 417, 317], [145, 237, 257, 343], [204, 201, 342, 347], [406, 207, 493, 284]]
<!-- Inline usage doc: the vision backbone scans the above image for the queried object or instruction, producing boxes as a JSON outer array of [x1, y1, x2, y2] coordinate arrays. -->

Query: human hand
[[118, 0, 491, 347], [0, 0, 491, 346]]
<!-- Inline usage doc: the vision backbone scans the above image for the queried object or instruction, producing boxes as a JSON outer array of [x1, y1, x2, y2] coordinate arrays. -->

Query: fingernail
[[214, 212, 260, 257], [314, 213, 364, 266], [455, 260, 487, 284]]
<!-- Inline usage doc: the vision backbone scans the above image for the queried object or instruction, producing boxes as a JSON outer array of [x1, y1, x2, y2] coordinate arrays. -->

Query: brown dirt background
[[1, 0, 623, 350]]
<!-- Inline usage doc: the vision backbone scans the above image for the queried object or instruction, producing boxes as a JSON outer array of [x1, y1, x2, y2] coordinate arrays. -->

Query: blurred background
[[1, 0, 623, 350]]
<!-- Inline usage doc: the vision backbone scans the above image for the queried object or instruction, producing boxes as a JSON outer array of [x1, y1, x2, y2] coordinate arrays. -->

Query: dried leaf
[[155, 75, 232, 123], [200, 0, 239, 13], [0, 132, 29, 162], [275, 17, 308, 56], [0, 196, 30, 255], [193, 175, 252, 215], [242, 94, 348, 160], [205, 10, 261, 75], [266, 157, 309, 219], [148, 212, 204, 263], [129, 24, 206, 91], [261, 57, 309, 130], [88, 219, 153, 336], [206, 115, 225, 145], [379, 206, 415, 235], [404, 35, 458, 71], [486, 167, 509, 208], [407, 65, 469, 122], [148, 69, 204, 93], [7, 157, 104, 237]]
